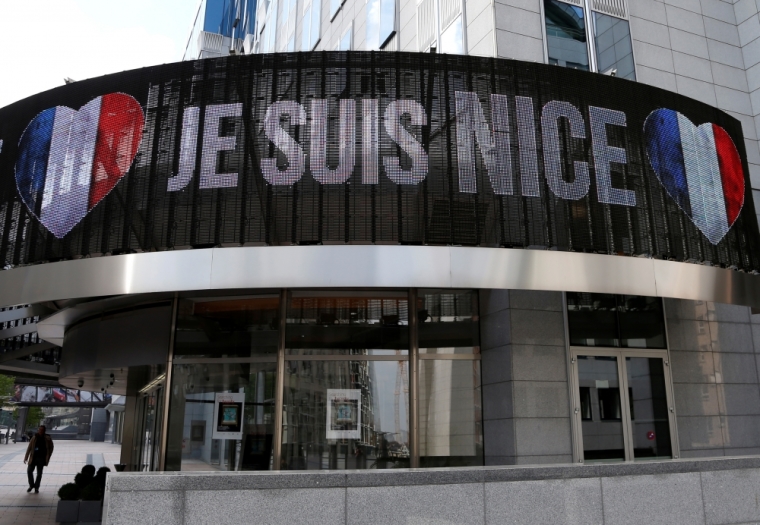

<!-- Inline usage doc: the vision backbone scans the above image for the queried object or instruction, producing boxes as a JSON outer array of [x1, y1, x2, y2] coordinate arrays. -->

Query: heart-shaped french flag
[[15, 93, 144, 238], [644, 109, 744, 245]]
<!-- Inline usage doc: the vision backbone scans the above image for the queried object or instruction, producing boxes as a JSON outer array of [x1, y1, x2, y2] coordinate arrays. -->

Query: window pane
[[544, 0, 589, 70], [567, 292, 618, 347], [282, 360, 410, 469], [440, 15, 463, 54], [366, 0, 381, 49], [301, 5, 311, 51], [330, 0, 342, 19], [310, 0, 320, 49], [617, 295, 666, 349], [166, 362, 277, 471], [567, 293, 665, 348], [419, 359, 483, 467], [626, 357, 672, 460], [379, 0, 396, 47], [577, 356, 626, 462], [286, 293, 409, 356], [418, 290, 479, 354], [174, 297, 280, 359], [340, 27, 352, 50], [593, 12, 635, 80]]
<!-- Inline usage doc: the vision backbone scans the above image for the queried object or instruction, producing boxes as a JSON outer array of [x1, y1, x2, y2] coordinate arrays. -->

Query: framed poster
[[326, 389, 361, 440], [212, 392, 245, 440]]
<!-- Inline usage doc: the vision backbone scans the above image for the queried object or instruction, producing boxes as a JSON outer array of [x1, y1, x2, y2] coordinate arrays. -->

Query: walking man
[[23, 425, 54, 493]]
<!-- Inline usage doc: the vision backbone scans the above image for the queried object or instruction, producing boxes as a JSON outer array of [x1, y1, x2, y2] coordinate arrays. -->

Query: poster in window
[[326, 389, 361, 440], [212, 392, 244, 440]]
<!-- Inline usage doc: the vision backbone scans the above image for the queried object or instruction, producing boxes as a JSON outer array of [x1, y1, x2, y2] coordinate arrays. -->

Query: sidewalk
[[0, 440, 121, 525]]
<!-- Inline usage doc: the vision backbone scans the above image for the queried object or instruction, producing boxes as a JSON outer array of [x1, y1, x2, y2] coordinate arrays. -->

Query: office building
[[2, 0, 760, 521]]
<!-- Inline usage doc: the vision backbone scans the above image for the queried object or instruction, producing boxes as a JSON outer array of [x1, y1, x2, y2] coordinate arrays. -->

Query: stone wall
[[104, 457, 760, 525], [480, 289, 572, 466], [666, 299, 760, 458]]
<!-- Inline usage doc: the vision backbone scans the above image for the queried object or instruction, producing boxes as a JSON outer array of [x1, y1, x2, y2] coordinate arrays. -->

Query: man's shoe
[[34, 488, 38, 493], [26, 487, 32, 493]]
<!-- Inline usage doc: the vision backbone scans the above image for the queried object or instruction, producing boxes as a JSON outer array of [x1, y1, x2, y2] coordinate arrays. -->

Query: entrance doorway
[[569, 349, 677, 462]]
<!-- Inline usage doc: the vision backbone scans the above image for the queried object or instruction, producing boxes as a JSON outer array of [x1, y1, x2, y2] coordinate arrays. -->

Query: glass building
[[184, 0, 258, 59]]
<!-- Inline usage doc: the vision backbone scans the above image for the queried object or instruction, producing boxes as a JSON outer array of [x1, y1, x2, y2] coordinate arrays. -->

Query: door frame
[[568, 347, 679, 463]]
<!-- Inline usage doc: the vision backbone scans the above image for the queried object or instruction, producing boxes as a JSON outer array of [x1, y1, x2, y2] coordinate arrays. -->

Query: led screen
[[0, 52, 757, 271]]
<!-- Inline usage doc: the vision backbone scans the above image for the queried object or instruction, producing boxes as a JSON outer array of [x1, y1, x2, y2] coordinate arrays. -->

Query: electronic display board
[[0, 51, 757, 271]]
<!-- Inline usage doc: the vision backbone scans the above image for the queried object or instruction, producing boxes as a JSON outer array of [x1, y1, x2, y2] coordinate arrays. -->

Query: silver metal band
[[2, 245, 759, 308]]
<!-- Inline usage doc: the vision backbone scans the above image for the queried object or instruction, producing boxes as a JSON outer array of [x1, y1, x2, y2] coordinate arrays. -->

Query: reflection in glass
[[577, 356, 625, 462], [138, 393, 158, 471], [166, 363, 276, 471], [593, 13, 635, 80], [286, 293, 408, 356], [617, 296, 666, 349], [544, 0, 589, 70], [440, 16, 463, 55], [419, 360, 482, 467], [567, 293, 666, 349], [567, 293, 618, 347], [417, 290, 482, 467], [366, 0, 395, 50], [340, 27, 352, 50], [282, 360, 409, 469], [330, 0, 342, 19], [173, 296, 279, 359], [418, 290, 479, 354], [627, 357, 672, 460], [379, 0, 396, 47]]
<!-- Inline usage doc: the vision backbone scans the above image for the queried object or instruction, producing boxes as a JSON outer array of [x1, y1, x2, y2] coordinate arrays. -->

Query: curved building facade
[[0, 49, 758, 470], [5, 2, 760, 517]]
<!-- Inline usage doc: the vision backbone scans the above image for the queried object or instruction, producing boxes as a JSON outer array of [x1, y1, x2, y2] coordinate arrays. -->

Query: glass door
[[570, 349, 676, 462]]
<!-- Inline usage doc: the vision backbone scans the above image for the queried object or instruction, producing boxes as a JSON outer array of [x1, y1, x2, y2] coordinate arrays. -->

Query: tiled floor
[[0, 440, 121, 525]]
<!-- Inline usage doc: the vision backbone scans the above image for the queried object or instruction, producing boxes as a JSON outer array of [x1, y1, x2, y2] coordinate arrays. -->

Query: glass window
[[286, 292, 409, 356], [281, 360, 409, 469], [567, 293, 618, 347], [340, 25, 352, 50], [440, 15, 463, 54], [418, 290, 479, 355], [617, 296, 666, 349], [366, 0, 395, 50], [302, 0, 320, 51], [166, 362, 277, 471], [301, 4, 312, 50], [330, 0, 342, 20], [593, 12, 635, 80], [576, 355, 625, 461], [567, 293, 666, 349], [174, 296, 280, 359], [626, 357, 672, 460], [417, 290, 483, 468], [258, 0, 279, 53], [544, 0, 589, 70], [419, 360, 482, 467]]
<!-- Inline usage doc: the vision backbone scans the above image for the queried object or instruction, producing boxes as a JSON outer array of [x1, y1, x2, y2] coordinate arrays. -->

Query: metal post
[[158, 294, 179, 471], [272, 288, 288, 470], [409, 288, 420, 468]]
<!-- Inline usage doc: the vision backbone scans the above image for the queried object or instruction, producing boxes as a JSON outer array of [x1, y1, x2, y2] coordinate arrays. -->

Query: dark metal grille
[[0, 52, 757, 271]]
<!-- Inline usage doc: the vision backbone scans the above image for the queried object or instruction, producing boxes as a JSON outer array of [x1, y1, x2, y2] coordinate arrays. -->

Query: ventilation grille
[[418, 0, 436, 50], [198, 31, 226, 54], [592, 0, 627, 18], [440, 0, 461, 30]]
